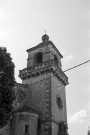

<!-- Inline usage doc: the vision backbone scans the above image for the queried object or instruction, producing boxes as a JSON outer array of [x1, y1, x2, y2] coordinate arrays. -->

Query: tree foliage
[[0, 47, 15, 127]]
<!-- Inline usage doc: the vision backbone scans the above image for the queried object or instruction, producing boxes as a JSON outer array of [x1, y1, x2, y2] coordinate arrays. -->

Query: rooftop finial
[[44, 29, 47, 34], [42, 32, 49, 43]]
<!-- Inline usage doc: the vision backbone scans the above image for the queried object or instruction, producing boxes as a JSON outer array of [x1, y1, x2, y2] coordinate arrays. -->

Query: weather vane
[[44, 30, 47, 34]]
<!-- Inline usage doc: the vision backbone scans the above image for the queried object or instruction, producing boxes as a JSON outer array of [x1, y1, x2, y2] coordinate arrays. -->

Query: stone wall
[[25, 74, 51, 120], [11, 112, 38, 135], [0, 122, 10, 135], [51, 75, 67, 123]]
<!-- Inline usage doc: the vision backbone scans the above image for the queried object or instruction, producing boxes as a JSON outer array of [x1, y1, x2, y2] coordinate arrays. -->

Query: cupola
[[42, 34, 49, 43]]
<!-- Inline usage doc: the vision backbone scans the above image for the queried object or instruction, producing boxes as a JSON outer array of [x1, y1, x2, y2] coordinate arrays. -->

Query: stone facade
[[0, 123, 10, 135], [11, 112, 38, 135], [0, 34, 69, 135]]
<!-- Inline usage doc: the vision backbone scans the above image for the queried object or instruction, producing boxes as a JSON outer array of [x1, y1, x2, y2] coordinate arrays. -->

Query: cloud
[[65, 54, 75, 61], [62, 54, 75, 63], [68, 110, 88, 124], [61, 49, 75, 62], [86, 103, 90, 126]]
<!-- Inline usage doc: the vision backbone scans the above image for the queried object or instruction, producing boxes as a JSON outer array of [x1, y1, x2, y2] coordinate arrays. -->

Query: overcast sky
[[0, 0, 90, 135]]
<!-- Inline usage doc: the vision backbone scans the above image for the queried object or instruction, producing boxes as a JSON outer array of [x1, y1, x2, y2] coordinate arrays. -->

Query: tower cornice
[[19, 60, 68, 85]]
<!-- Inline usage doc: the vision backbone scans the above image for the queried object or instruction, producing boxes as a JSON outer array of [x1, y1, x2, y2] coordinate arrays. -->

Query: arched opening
[[54, 55, 58, 66], [36, 52, 43, 64], [25, 124, 29, 134]]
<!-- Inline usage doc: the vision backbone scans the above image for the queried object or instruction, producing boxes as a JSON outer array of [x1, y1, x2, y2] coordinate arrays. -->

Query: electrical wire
[[63, 60, 90, 72]]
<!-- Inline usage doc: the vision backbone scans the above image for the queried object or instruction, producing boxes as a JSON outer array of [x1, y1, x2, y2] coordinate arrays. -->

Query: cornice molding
[[19, 61, 68, 86]]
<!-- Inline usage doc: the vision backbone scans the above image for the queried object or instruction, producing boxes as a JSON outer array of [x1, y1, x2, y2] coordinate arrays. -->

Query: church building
[[0, 34, 69, 135]]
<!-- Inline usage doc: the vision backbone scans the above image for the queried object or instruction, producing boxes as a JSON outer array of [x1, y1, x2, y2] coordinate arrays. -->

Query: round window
[[56, 96, 63, 110]]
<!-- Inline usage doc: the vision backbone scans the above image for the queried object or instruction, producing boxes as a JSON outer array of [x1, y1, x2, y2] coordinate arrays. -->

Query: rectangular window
[[25, 124, 29, 134]]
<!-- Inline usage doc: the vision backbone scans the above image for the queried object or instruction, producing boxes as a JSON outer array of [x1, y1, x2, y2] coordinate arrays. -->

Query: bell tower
[[19, 34, 69, 135]]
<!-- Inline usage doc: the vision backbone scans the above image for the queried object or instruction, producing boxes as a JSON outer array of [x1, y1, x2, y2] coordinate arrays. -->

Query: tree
[[0, 47, 15, 127]]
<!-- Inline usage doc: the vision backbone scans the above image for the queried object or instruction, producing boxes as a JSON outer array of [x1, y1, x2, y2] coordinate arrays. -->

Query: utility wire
[[63, 60, 90, 72]]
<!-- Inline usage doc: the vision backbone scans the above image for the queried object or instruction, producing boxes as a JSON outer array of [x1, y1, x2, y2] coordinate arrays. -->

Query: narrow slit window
[[25, 124, 29, 134], [54, 55, 58, 66]]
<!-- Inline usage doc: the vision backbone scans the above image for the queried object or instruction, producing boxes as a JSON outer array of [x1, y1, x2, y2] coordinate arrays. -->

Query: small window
[[25, 124, 29, 134], [54, 55, 58, 66], [36, 52, 42, 64]]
